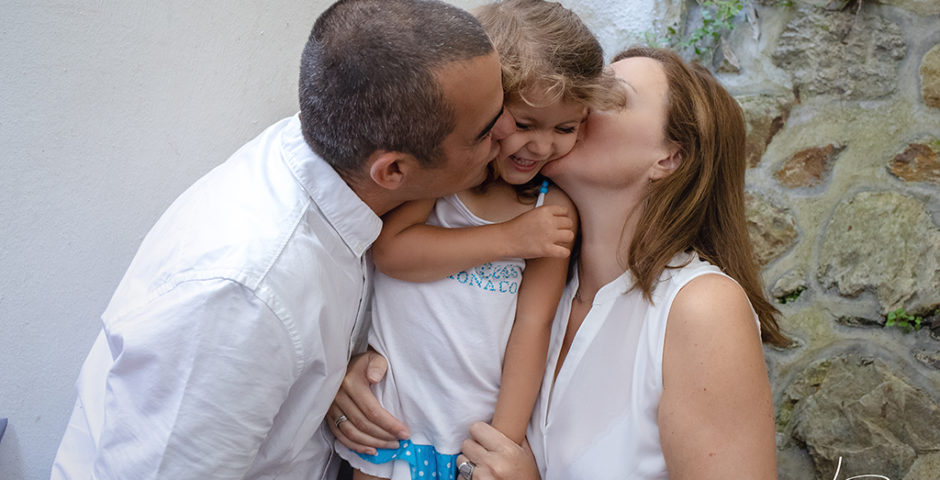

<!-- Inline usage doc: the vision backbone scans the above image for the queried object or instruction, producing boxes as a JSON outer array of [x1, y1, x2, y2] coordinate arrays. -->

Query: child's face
[[495, 88, 587, 186]]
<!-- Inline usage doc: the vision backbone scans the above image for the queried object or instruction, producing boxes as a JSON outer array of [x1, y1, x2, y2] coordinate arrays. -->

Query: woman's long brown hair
[[614, 47, 789, 346]]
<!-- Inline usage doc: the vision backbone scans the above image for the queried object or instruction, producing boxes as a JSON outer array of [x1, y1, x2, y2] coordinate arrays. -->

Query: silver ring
[[457, 460, 475, 479], [334, 414, 349, 429]]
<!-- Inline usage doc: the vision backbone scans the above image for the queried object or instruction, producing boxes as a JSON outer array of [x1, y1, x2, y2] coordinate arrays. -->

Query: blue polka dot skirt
[[357, 439, 459, 479]]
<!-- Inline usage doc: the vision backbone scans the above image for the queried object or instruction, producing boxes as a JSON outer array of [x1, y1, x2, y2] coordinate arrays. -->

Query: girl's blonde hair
[[475, 0, 626, 111], [474, 0, 626, 200]]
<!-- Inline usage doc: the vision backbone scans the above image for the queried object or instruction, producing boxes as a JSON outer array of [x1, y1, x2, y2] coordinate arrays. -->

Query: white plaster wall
[[453, 0, 672, 61], [0, 1, 655, 478], [0, 2, 333, 478]]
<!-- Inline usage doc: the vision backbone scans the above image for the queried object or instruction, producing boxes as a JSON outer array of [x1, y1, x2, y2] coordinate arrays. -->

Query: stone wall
[[647, 1, 940, 478]]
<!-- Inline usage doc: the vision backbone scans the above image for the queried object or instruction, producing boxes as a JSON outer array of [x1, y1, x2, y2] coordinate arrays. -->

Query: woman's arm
[[373, 198, 575, 283], [490, 189, 577, 444], [659, 274, 777, 479], [458, 422, 541, 480]]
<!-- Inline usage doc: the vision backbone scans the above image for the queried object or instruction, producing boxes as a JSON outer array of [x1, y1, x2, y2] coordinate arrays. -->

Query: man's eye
[[476, 130, 493, 144]]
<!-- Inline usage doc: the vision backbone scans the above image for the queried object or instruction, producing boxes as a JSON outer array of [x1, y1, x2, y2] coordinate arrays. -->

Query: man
[[51, 1, 512, 478]]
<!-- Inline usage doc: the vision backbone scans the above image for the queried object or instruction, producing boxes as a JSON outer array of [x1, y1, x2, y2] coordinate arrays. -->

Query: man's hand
[[499, 205, 574, 259], [328, 351, 409, 455]]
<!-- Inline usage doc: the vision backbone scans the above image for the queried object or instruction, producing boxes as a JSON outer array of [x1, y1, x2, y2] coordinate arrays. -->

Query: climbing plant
[[884, 308, 923, 334], [669, 0, 746, 59]]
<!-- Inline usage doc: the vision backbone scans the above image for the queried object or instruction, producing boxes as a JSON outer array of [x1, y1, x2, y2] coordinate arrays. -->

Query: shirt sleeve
[[92, 277, 299, 479]]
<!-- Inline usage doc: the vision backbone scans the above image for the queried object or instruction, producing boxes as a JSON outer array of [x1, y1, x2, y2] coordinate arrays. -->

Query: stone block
[[745, 192, 799, 265], [889, 139, 940, 185], [817, 192, 940, 314], [879, 0, 940, 15], [772, 6, 906, 99], [913, 350, 940, 370], [772, 268, 808, 302], [835, 315, 885, 328], [786, 0, 940, 14], [775, 143, 845, 188], [736, 94, 794, 168], [779, 354, 940, 479], [921, 45, 940, 109], [903, 451, 940, 480]]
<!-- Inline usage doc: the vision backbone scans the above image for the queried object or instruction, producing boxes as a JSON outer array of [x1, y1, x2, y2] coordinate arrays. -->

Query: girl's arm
[[658, 274, 777, 479], [490, 189, 578, 444], [373, 198, 575, 283]]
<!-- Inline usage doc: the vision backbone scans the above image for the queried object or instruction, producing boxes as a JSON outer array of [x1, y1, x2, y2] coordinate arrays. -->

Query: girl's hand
[[500, 205, 575, 259], [328, 351, 410, 454], [457, 422, 540, 480]]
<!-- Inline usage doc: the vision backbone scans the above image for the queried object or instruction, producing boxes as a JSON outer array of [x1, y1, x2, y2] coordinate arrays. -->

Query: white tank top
[[367, 194, 527, 453], [527, 252, 754, 479]]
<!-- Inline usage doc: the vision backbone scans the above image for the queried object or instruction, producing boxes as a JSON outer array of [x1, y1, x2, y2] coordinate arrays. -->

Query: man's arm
[[91, 278, 297, 479], [328, 351, 410, 455]]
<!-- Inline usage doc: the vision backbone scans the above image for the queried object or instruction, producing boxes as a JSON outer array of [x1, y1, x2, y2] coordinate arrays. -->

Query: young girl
[[332, 2, 625, 479]]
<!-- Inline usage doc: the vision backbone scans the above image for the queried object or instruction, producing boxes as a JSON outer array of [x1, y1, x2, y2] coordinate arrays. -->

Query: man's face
[[414, 52, 513, 197]]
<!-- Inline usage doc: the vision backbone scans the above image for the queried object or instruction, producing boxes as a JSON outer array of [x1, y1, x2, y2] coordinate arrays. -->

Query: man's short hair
[[299, 0, 494, 177]]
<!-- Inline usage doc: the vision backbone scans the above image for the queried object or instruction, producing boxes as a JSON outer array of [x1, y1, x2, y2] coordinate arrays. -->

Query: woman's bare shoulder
[[669, 273, 757, 341]]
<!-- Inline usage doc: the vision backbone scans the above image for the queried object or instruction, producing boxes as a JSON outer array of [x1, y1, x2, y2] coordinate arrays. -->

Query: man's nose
[[491, 108, 516, 141]]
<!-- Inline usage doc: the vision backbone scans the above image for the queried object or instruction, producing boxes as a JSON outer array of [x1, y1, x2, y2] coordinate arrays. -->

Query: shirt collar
[[279, 114, 382, 257]]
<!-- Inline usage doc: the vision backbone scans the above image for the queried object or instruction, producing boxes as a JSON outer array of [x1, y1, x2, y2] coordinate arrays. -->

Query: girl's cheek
[[498, 132, 525, 158], [556, 137, 579, 159]]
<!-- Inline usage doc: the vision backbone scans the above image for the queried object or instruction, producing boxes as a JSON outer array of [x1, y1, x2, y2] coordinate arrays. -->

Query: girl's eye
[[515, 122, 531, 130], [557, 126, 577, 134]]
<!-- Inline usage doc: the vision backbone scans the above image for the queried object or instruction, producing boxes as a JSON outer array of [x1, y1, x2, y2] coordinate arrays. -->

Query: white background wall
[[0, 1, 656, 478], [0, 2, 336, 478]]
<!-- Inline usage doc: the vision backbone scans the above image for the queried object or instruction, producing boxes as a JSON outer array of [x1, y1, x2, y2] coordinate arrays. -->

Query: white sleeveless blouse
[[527, 252, 749, 479]]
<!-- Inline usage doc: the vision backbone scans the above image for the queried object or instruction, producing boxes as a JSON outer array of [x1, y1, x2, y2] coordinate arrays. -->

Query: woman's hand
[[328, 351, 410, 455], [456, 422, 540, 480]]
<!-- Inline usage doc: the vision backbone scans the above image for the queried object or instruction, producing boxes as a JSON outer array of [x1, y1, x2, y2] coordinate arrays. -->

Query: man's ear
[[649, 146, 681, 181], [367, 150, 419, 190]]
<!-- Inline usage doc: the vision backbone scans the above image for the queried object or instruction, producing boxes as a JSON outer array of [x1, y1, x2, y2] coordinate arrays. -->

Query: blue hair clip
[[535, 179, 550, 207]]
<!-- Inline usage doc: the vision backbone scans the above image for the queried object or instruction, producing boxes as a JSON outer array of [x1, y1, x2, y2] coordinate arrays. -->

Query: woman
[[332, 47, 787, 479]]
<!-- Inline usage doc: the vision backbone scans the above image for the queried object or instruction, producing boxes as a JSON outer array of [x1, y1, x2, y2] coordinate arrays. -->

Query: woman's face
[[541, 56, 673, 191]]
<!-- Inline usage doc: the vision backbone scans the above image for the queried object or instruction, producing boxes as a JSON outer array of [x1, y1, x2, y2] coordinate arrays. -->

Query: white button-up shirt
[[52, 115, 382, 480]]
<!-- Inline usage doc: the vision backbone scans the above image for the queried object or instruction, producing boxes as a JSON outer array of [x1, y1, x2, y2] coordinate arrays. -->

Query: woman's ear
[[368, 151, 418, 190], [649, 146, 681, 181]]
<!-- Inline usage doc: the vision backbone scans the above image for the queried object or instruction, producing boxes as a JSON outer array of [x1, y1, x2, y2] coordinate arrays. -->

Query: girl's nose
[[527, 135, 552, 158]]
